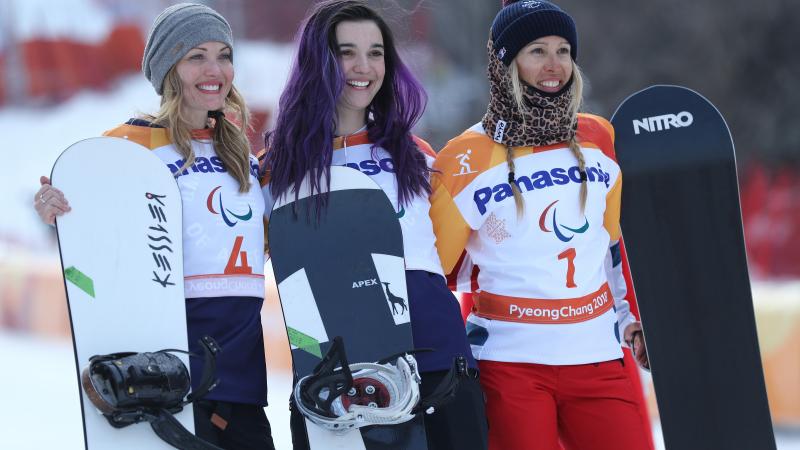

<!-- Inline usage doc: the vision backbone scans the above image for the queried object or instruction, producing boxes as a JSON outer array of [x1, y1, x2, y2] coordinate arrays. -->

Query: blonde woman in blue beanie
[[34, 4, 275, 449], [430, 0, 652, 449]]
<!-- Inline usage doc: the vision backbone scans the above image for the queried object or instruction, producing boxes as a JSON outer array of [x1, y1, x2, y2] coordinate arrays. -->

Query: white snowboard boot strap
[[294, 336, 422, 433]]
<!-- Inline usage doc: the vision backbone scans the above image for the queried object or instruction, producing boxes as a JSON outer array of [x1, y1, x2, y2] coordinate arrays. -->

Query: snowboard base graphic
[[269, 166, 427, 450], [53, 137, 192, 449], [611, 86, 775, 450]]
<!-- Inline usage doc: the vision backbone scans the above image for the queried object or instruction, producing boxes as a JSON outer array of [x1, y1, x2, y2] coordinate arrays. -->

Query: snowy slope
[[0, 331, 294, 450], [1, 0, 114, 43]]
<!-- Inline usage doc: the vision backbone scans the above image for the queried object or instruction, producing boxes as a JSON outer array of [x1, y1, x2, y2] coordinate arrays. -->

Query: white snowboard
[[52, 136, 192, 449]]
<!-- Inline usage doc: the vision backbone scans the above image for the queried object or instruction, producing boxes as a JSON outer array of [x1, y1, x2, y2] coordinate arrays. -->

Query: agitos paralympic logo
[[539, 200, 589, 242], [206, 186, 253, 227]]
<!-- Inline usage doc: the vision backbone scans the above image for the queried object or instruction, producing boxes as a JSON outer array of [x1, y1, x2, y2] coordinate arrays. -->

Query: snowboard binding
[[81, 335, 223, 449], [294, 336, 422, 433]]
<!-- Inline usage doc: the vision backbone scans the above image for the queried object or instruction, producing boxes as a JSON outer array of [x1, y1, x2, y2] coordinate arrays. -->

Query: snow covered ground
[[0, 330, 292, 449], [1, 330, 799, 449]]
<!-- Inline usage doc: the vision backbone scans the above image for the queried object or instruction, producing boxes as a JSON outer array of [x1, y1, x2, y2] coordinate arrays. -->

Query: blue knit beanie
[[491, 0, 577, 66]]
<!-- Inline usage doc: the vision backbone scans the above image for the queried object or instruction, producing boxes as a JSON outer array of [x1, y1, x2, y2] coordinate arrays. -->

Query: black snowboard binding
[[81, 335, 222, 450]]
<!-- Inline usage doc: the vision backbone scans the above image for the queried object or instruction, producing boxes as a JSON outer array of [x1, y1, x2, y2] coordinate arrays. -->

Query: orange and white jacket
[[105, 120, 266, 299], [430, 114, 636, 365]]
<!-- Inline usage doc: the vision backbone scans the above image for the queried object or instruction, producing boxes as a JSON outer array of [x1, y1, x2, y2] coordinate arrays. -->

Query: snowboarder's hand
[[625, 322, 649, 370], [34, 176, 71, 225]]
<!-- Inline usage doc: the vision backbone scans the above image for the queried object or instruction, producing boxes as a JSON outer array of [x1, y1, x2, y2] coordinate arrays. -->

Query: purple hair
[[265, 0, 430, 208]]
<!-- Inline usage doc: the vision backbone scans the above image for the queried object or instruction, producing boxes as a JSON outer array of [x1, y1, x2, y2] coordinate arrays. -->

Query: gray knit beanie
[[142, 3, 234, 95]]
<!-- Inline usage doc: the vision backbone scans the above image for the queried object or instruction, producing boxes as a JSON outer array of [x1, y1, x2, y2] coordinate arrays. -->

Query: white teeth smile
[[540, 80, 560, 88], [347, 80, 370, 88], [198, 84, 220, 91]]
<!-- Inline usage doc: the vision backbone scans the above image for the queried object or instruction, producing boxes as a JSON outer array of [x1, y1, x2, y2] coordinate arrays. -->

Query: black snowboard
[[611, 85, 775, 449], [269, 166, 427, 450]]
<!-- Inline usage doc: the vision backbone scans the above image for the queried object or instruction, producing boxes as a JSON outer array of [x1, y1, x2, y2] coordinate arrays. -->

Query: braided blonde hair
[[506, 60, 586, 216]]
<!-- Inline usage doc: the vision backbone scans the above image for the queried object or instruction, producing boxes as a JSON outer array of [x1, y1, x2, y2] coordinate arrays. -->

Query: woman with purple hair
[[262, 1, 487, 449]]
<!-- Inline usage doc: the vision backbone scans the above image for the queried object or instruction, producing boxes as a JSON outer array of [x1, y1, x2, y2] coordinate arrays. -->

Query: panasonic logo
[[632, 111, 693, 135], [166, 156, 260, 179], [473, 164, 610, 215]]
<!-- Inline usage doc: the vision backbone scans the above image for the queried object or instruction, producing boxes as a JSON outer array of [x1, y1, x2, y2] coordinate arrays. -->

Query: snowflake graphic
[[485, 212, 511, 244]]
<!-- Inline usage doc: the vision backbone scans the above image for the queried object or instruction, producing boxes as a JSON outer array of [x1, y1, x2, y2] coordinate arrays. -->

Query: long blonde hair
[[506, 60, 587, 216], [147, 66, 253, 193]]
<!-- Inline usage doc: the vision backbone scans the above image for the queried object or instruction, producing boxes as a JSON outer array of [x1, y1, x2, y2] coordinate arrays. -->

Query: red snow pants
[[479, 359, 652, 450]]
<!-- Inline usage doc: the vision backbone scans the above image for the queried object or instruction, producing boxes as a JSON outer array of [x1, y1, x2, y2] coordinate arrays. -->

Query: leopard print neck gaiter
[[481, 39, 577, 148]]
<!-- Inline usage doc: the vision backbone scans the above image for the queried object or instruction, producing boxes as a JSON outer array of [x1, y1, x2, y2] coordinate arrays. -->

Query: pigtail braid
[[506, 146, 525, 218], [568, 137, 588, 211]]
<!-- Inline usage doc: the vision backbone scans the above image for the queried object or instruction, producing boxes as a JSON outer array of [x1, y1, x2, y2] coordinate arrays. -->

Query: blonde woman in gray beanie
[[34, 4, 275, 449]]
